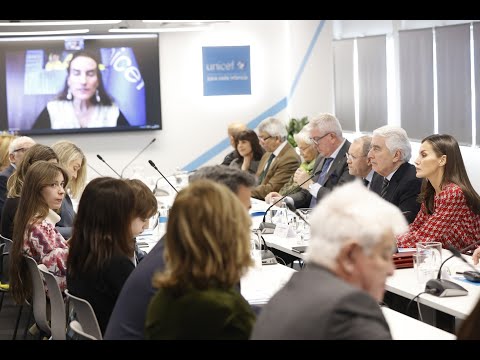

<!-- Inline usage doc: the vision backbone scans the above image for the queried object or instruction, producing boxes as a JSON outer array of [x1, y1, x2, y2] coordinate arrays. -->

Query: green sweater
[[279, 159, 316, 195], [145, 287, 256, 340]]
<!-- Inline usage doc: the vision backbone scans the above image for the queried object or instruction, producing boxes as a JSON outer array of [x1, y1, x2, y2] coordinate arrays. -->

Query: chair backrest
[[68, 320, 98, 340], [0, 238, 12, 284], [64, 289, 102, 340], [24, 255, 51, 337], [38, 265, 66, 340]]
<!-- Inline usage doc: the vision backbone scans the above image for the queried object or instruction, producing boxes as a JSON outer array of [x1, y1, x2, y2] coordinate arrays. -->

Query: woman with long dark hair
[[397, 134, 480, 250], [229, 129, 264, 175], [33, 50, 129, 129], [9, 161, 69, 305], [67, 177, 137, 335]]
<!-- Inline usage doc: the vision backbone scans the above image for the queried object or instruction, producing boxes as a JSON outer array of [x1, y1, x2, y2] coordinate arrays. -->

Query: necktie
[[309, 157, 333, 208], [258, 153, 275, 184], [380, 177, 390, 198], [363, 178, 369, 187]]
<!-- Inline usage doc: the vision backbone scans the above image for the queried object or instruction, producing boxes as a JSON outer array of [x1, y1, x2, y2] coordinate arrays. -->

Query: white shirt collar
[[272, 140, 288, 157], [45, 209, 61, 225], [329, 138, 347, 160], [365, 169, 375, 183]]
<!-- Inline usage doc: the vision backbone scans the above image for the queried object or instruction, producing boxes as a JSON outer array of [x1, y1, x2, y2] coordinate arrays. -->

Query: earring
[[95, 89, 100, 103], [66, 89, 72, 100]]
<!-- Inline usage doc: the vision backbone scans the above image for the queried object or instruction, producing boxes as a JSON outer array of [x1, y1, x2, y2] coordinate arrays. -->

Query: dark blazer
[[250, 263, 392, 340], [0, 164, 15, 222], [290, 140, 354, 208], [0, 197, 19, 239], [251, 143, 300, 200], [370, 162, 422, 224]]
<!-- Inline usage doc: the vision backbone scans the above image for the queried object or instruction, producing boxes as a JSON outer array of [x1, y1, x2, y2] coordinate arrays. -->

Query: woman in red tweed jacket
[[397, 134, 480, 251]]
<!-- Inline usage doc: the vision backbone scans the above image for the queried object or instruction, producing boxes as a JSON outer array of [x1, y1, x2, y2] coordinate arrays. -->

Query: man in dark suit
[[368, 125, 422, 224], [251, 181, 408, 340], [0, 136, 35, 225], [251, 117, 300, 200], [278, 113, 355, 208]]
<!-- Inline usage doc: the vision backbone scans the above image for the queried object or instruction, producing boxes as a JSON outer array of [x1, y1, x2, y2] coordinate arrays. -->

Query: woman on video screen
[[33, 50, 129, 130]]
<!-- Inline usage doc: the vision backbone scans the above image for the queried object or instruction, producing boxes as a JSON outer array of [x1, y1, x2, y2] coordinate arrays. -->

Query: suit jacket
[[250, 264, 392, 340], [370, 162, 422, 224], [290, 140, 354, 208], [251, 143, 300, 200], [0, 164, 15, 222]]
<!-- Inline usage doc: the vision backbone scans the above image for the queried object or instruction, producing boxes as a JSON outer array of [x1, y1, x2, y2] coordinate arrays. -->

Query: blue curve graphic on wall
[[183, 20, 326, 172]]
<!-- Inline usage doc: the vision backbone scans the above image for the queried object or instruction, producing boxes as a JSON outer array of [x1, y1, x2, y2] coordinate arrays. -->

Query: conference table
[[250, 198, 480, 334], [136, 197, 457, 340]]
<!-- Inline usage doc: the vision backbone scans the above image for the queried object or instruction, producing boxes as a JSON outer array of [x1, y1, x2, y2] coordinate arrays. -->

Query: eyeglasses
[[310, 133, 331, 145], [345, 153, 367, 161], [259, 136, 272, 142]]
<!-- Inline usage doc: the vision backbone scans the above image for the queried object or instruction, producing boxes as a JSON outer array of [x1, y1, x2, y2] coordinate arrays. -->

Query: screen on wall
[[0, 33, 161, 135]]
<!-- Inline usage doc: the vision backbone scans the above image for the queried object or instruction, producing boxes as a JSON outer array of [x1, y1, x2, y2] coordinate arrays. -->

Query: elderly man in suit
[[251, 117, 300, 200], [346, 135, 374, 188], [268, 113, 354, 208], [251, 181, 408, 340], [368, 125, 421, 224], [0, 136, 35, 223]]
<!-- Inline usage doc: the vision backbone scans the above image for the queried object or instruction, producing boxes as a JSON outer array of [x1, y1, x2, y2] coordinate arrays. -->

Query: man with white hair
[[251, 180, 408, 340], [368, 125, 421, 223], [285, 113, 354, 208], [0, 136, 35, 220], [251, 117, 300, 200]]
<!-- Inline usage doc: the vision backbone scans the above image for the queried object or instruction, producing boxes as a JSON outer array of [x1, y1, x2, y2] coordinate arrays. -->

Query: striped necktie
[[380, 177, 390, 198], [309, 157, 333, 208], [258, 153, 275, 184]]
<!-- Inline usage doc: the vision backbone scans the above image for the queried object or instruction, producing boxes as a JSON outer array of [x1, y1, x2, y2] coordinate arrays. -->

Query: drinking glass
[[297, 208, 313, 241]]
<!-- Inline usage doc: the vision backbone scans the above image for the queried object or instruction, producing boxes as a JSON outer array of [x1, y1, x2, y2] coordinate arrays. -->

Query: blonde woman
[[51, 140, 87, 238], [0, 134, 15, 172], [145, 179, 255, 340]]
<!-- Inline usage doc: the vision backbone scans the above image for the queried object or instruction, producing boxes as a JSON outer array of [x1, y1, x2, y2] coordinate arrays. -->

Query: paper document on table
[[240, 266, 293, 305]]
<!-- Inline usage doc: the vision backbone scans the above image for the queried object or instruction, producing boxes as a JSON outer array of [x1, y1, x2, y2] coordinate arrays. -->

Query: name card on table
[[273, 223, 296, 238]]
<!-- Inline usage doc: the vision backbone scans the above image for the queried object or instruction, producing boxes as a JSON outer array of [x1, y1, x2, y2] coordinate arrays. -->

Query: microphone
[[259, 168, 321, 233], [87, 163, 103, 177], [255, 229, 278, 265], [120, 138, 156, 178], [284, 197, 310, 226], [148, 160, 178, 194], [424, 240, 480, 297], [97, 154, 121, 178]]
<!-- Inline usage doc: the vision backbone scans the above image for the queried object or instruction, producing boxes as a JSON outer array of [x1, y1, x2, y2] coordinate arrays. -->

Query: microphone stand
[[148, 160, 179, 194], [259, 169, 321, 232], [424, 240, 480, 297], [121, 138, 156, 178], [255, 229, 277, 265], [284, 199, 310, 226], [97, 154, 122, 178]]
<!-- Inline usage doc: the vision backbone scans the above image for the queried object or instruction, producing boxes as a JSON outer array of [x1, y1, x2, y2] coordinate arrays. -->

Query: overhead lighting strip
[[0, 20, 121, 26]]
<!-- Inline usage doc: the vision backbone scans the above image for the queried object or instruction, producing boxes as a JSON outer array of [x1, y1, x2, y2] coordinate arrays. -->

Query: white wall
[[29, 20, 334, 190], [28, 20, 480, 193]]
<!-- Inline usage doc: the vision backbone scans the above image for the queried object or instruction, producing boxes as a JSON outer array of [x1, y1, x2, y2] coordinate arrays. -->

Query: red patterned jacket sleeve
[[23, 220, 69, 292], [397, 183, 480, 250]]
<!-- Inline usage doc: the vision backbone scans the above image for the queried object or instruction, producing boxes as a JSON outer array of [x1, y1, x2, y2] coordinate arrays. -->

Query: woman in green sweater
[[145, 179, 255, 340]]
